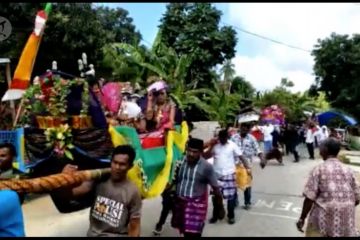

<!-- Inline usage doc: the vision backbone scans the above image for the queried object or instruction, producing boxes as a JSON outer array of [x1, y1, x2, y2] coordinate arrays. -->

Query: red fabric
[[140, 137, 165, 149], [10, 79, 30, 89], [37, 10, 47, 20], [251, 130, 263, 141]]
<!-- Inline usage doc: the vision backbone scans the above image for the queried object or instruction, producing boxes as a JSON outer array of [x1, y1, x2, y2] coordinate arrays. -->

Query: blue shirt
[[0, 190, 25, 237]]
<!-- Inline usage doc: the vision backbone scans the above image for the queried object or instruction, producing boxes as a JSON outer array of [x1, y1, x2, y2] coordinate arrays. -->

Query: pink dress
[[153, 100, 175, 132]]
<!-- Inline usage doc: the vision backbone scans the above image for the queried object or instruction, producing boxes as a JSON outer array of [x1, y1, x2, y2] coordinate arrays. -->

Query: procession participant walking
[[231, 123, 265, 210], [261, 122, 274, 154], [286, 124, 300, 162], [204, 129, 251, 224], [297, 138, 360, 237], [171, 138, 223, 237], [317, 126, 329, 145], [152, 185, 176, 235], [56, 145, 142, 237], [305, 122, 316, 159]]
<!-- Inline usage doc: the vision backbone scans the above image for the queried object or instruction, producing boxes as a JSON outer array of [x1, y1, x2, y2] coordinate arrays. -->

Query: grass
[[339, 154, 351, 164]]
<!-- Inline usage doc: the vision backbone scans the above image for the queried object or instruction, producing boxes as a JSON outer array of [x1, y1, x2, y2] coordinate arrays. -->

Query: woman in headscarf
[[317, 126, 329, 145]]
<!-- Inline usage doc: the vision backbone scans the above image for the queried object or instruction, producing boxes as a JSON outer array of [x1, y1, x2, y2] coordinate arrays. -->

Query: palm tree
[[280, 77, 294, 88], [220, 59, 236, 93], [288, 92, 317, 122]]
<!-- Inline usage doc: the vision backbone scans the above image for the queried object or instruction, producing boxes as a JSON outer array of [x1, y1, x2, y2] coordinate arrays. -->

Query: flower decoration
[[44, 124, 75, 160], [47, 76, 71, 117]]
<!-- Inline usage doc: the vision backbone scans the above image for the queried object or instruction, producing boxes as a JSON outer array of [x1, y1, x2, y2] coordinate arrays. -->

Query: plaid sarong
[[171, 194, 208, 234], [218, 173, 237, 199]]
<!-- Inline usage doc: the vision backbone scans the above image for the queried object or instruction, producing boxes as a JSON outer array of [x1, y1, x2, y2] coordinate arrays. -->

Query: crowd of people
[[0, 122, 360, 237], [0, 75, 359, 237]]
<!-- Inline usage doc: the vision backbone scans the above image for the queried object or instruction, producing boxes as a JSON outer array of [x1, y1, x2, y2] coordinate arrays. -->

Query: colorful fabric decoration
[[260, 105, 285, 125], [108, 122, 189, 199]]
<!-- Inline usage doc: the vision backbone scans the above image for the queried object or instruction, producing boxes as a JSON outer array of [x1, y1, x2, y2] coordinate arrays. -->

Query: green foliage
[[254, 79, 329, 123], [230, 76, 256, 99], [159, 3, 237, 88], [311, 32, 360, 120], [348, 136, 360, 151], [102, 43, 146, 84], [96, 6, 141, 45], [105, 30, 209, 112], [20, 83, 47, 125], [0, 3, 44, 59], [0, 3, 141, 77], [201, 79, 241, 127]]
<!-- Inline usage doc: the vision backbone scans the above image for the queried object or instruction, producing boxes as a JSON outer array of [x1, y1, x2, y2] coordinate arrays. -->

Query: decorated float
[[0, 3, 189, 209], [260, 104, 285, 125]]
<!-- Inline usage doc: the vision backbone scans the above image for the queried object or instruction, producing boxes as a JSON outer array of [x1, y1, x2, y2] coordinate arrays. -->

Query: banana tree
[[106, 30, 209, 112], [201, 79, 242, 127], [102, 43, 146, 85]]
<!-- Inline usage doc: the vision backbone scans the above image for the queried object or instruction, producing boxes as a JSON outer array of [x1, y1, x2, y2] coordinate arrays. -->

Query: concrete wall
[[190, 121, 220, 142]]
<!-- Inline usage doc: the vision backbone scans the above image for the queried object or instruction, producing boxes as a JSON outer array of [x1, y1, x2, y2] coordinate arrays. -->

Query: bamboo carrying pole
[[13, 98, 23, 128], [0, 168, 111, 194]]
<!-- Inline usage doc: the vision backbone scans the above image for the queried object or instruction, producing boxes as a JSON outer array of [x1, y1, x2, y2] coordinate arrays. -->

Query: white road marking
[[248, 211, 298, 221]]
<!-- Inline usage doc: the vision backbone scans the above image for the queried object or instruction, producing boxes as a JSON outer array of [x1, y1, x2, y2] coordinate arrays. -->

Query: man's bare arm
[[237, 155, 250, 169], [58, 164, 94, 199], [128, 218, 141, 237]]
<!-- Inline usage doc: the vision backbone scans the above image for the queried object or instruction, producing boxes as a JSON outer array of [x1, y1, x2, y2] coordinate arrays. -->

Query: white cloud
[[232, 55, 313, 93], [227, 3, 360, 92]]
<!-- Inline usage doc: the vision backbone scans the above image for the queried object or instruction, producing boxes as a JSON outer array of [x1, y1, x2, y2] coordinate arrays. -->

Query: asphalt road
[[22, 145, 322, 237]]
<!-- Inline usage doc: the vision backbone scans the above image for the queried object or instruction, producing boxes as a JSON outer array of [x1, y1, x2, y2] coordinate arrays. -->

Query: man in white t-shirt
[[261, 123, 274, 154], [204, 129, 251, 225]]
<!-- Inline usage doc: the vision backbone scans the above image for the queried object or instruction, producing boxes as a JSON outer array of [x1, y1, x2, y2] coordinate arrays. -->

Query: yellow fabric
[[109, 122, 189, 199], [108, 125, 127, 146], [13, 33, 41, 84], [12, 130, 27, 173], [235, 165, 252, 191]]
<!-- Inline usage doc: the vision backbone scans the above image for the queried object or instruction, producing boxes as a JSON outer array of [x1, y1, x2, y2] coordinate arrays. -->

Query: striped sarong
[[171, 194, 208, 234], [218, 173, 237, 199]]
